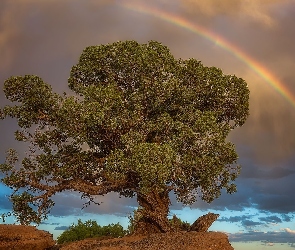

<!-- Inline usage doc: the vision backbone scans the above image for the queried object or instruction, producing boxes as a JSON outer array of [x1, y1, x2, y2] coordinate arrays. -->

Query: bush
[[57, 214, 191, 244], [127, 209, 191, 235], [57, 219, 127, 244], [127, 209, 143, 235], [169, 214, 191, 231]]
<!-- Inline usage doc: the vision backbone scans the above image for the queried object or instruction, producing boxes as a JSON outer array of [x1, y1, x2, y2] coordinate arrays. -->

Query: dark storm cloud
[[254, 194, 295, 214], [239, 162, 295, 180], [247, 170, 295, 213], [172, 161, 295, 215]]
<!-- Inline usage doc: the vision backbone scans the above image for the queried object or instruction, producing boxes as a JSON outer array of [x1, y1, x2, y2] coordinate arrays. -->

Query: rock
[[59, 231, 234, 250], [190, 212, 220, 232], [0, 224, 55, 250]]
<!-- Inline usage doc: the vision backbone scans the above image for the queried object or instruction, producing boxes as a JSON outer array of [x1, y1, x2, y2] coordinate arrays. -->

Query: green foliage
[[169, 214, 191, 231], [57, 219, 127, 244], [57, 215, 190, 244], [127, 209, 191, 234], [0, 40, 249, 225], [127, 209, 143, 235]]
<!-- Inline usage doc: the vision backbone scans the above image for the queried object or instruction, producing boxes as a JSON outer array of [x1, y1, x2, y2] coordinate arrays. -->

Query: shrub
[[127, 209, 143, 235], [169, 214, 191, 231], [127, 209, 191, 235], [57, 219, 127, 244]]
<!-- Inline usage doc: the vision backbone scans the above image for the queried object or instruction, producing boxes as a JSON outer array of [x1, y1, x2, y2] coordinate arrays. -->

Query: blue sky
[[1, 0, 295, 249]]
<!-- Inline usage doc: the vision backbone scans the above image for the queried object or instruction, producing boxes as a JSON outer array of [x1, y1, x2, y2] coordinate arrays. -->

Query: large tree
[[0, 41, 249, 233]]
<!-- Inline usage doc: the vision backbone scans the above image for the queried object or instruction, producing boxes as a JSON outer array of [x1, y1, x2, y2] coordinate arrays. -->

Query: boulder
[[190, 212, 220, 232], [0, 224, 55, 250]]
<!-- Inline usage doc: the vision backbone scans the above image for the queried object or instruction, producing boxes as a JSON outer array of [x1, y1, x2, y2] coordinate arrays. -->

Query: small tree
[[56, 219, 126, 244], [0, 41, 249, 233]]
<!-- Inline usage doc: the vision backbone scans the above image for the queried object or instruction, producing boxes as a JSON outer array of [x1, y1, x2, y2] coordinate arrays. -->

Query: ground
[[58, 231, 234, 250], [0, 224, 234, 250]]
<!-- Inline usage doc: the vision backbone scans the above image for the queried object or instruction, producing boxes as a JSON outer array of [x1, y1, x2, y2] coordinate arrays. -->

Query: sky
[[0, 0, 295, 249]]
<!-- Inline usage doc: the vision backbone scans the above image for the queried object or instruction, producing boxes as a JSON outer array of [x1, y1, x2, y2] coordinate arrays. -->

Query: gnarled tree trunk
[[133, 189, 173, 235]]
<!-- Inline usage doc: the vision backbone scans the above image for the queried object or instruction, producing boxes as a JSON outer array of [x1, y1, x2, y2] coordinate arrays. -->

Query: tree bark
[[133, 189, 172, 235]]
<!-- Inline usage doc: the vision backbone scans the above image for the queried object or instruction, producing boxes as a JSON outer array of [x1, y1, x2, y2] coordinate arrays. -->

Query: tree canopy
[[0, 40, 249, 232]]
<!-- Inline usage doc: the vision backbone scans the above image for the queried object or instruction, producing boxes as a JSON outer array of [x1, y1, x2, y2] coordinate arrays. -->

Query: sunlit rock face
[[190, 212, 220, 232], [0, 224, 55, 250]]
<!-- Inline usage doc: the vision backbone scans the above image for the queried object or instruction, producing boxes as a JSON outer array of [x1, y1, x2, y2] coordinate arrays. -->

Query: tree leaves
[[0, 40, 249, 225]]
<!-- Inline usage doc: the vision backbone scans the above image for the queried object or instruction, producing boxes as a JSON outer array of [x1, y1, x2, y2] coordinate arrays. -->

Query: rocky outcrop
[[0, 224, 55, 250], [190, 212, 220, 232], [59, 231, 234, 250]]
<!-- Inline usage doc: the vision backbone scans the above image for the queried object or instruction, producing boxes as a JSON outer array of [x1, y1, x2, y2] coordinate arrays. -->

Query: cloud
[[179, 0, 292, 27], [259, 216, 282, 223], [285, 228, 295, 235], [41, 222, 60, 225], [218, 215, 252, 223], [218, 215, 267, 229], [242, 220, 264, 228], [237, 154, 295, 179], [54, 225, 69, 230], [0, 0, 123, 93], [0, 195, 12, 213], [281, 214, 294, 222], [231, 74, 295, 165], [229, 230, 295, 243], [0, 184, 12, 210], [217, 214, 292, 230], [249, 174, 295, 214], [50, 192, 137, 217], [170, 167, 293, 215]]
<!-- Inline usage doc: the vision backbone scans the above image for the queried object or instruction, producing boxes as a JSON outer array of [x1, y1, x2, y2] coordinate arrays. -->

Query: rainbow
[[121, 1, 295, 108]]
